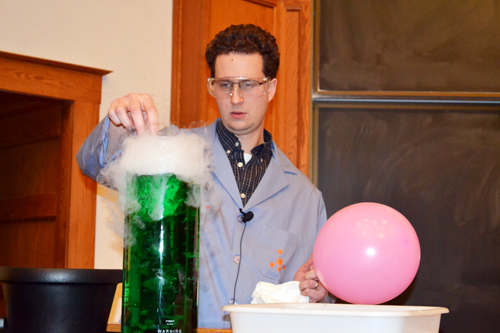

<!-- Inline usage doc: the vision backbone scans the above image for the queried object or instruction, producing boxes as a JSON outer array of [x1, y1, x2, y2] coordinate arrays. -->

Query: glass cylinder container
[[122, 174, 199, 333]]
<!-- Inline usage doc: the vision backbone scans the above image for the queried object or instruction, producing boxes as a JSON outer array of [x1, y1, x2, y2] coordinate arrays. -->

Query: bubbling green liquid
[[122, 174, 199, 333]]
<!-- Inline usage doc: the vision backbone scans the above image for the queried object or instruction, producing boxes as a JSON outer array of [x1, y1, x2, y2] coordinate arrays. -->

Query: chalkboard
[[318, 0, 500, 92], [316, 106, 500, 332]]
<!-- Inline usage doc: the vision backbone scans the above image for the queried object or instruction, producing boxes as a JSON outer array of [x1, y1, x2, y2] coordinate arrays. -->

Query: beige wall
[[0, 0, 173, 321]]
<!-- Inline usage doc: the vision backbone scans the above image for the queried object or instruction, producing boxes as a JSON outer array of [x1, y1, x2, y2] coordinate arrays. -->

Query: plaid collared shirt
[[216, 120, 273, 207]]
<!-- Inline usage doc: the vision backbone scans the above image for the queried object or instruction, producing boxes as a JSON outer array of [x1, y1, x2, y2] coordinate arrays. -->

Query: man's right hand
[[108, 93, 159, 135]]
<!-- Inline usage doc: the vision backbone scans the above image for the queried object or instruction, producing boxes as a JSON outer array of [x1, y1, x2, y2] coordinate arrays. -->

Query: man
[[77, 24, 327, 329]]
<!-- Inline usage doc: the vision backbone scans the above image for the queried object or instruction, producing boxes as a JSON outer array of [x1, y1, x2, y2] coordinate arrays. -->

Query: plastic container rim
[[223, 303, 449, 317]]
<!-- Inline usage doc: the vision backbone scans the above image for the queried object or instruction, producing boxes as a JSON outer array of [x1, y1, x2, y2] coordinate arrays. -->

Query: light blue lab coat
[[77, 118, 327, 329]]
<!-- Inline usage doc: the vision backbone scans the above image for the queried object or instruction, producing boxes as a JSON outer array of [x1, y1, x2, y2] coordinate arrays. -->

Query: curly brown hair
[[205, 24, 280, 79]]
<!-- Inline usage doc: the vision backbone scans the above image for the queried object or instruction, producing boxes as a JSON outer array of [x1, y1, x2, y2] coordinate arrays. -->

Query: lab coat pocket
[[257, 224, 300, 282]]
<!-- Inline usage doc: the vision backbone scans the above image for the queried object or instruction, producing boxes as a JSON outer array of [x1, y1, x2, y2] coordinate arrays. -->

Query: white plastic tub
[[222, 303, 449, 333]]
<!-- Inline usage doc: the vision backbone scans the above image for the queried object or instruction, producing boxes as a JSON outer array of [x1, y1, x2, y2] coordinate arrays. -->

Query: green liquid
[[122, 174, 199, 333]]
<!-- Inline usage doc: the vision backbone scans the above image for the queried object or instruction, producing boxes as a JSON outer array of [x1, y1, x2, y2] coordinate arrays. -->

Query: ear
[[266, 78, 278, 102]]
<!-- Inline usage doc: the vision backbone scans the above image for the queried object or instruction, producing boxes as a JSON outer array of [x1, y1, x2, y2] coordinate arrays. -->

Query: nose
[[230, 83, 243, 104]]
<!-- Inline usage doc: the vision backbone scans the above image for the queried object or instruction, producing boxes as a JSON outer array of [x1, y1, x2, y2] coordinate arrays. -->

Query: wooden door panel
[[0, 138, 59, 202], [0, 219, 58, 268], [172, 0, 311, 174], [210, 0, 275, 35], [0, 52, 109, 316], [276, 1, 311, 173]]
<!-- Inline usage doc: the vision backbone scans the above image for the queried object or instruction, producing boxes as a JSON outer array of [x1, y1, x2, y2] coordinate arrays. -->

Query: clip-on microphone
[[239, 208, 254, 223]]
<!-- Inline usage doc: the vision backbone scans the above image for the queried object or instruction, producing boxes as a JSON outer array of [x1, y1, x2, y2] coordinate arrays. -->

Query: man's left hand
[[293, 255, 327, 303]]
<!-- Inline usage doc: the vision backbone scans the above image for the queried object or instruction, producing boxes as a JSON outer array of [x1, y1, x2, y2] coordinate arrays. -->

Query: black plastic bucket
[[0, 267, 122, 333]]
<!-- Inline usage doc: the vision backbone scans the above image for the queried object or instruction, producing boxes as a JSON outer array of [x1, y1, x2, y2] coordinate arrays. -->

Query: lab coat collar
[[205, 120, 296, 210]]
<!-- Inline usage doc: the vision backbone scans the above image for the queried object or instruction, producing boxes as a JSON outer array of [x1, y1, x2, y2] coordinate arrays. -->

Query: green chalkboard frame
[[313, 0, 500, 102]]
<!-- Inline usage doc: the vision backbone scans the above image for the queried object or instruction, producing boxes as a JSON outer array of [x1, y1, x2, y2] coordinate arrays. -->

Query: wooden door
[[0, 93, 63, 269], [171, 0, 312, 174], [0, 52, 110, 316]]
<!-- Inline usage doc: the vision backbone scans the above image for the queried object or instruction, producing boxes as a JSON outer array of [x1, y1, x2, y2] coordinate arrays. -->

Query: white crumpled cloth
[[251, 281, 309, 304]]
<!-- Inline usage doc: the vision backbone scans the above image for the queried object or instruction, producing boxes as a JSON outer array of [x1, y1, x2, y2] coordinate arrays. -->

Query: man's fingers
[[109, 96, 136, 129], [299, 279, 326, 303], [298, 256, 314, 274], [293, 255, 315, 282], [108, 99, 124, 126], [127, 93, 147, 134], [299, 278, 320, 292], [140, 95, 159, 135], [304, 268, 317, 281], [307, 288, 327, 303], [123, 93, 159, 135], [304, 255, 313, 268], [107, 93, 159, 134]]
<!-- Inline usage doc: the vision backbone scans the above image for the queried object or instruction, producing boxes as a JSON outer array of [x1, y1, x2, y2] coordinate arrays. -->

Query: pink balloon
[[313, 202, 420, 304]]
